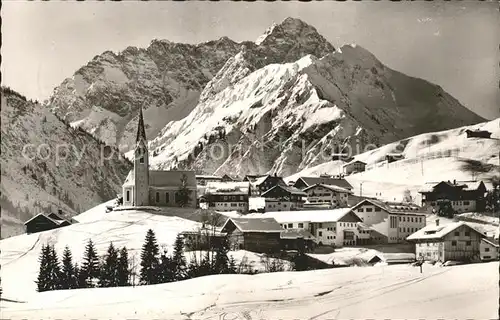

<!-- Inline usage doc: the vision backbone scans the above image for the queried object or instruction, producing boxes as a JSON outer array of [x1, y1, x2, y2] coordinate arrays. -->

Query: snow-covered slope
[[288, 118, 500, 204], [0, 88, 132, 239], [2, 260, 498, 319]]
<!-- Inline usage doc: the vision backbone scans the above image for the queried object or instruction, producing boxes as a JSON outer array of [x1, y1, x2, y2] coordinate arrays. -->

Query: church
[[122, 109, 197, 208]]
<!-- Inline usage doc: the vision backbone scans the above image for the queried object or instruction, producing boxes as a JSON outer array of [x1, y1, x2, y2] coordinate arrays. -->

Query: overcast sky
[[2, 1, 498, 119]]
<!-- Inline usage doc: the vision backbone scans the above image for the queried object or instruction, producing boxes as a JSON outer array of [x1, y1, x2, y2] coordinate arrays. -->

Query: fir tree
[[99, 242, 119, 287], [117, 247, 130, 287], [60, 246, 77, 289], [80, 239, 100, 288], [36, 244, 51, 292], [139, 229, 160, 285], [171, 234, 186, 280], [157, 249, 175, 284], [213, 236, 230, 274], [228, 256, 237, 274]]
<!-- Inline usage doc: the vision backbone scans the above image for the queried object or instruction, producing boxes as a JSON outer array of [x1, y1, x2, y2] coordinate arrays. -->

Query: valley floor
[[2, 261, 498, 320]]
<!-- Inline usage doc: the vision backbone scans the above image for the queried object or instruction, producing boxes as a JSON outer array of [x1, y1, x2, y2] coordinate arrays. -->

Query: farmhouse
[[480, 238, 499, 261], [203, 187, 250, 214], [247, 174, 287, 194], [406, 220, 485, 262], [246, 208, 366, 247], [303, 183, 352, 208], [419, 180, 488, 213], [262, 185, 307, 212], [280, 229, 316, 252], [179, 229, 226, 251], [342, 160, 366, 175], [293, 176, 353, 191], [122, 109, 197, 207], [349, 199, 426, 244], [24, 212, 71, 234], [221, 217, 282, 253], [385, 153, 404, 163]]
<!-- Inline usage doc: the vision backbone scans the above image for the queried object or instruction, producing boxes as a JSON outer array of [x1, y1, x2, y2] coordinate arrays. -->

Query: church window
[[139, 156, 144, 164], [126, 190, 130, 202], [165, 193, 170, 203], [155, 192, 160, 203]]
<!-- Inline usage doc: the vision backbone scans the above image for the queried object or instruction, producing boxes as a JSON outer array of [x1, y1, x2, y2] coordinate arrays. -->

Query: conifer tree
[[36, 244, 51, 292], [157, 249, 175, 284], [117, 247, 130, 287], [172, 234, 187, 280], [60, 246, 78, 289], [228, 256, 237, 274], [214, 236, 230, 274], [99, 242, 119, 287], [80, 239, 100, 288], [140, 229, 160, 285]]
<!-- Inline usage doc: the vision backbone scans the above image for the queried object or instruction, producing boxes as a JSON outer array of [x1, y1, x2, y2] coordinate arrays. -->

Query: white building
[[349, 199, 427, 244], [480, 238, 499, 261], [245, 209, 366, 247], [303, 183, 352, 208]]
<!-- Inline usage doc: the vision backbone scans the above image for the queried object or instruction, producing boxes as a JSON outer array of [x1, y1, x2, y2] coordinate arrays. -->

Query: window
[[231, 203, 237, 207], [399, 216, 402, 221], [483, 256, 491, 259], [240, 196, 244, 200], [223, 196, 228, 201], [288, 223, 293, 228], [466, 241, 471, 246], [318, 231, 323, 237], [165, 193, 170, 203], [155, 192, 160, 203], [366, 208, 373, 212], [126, 190, 130, 202], [454, 231, 459, 236], [357, 208, 364, 212], [465, 231, 470, 237], [139, 156, 144, 164], [485, 247, 490, 252], [298, 223, 304, 228], [319, 223, 323, 228], [452, 240, 457, 246], [464, 201, 470, 205], [374, 207, 381, 212]]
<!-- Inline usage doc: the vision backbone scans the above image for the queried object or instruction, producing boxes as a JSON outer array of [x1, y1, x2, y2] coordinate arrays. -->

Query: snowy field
[[2, 261, 497, 319]]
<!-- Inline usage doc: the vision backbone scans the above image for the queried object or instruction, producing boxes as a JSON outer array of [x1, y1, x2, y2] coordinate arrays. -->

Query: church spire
[[136, 107, 147, 144]]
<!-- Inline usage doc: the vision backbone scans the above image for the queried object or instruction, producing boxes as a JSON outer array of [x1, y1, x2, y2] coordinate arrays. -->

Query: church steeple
[[136, 107, 147, 146]]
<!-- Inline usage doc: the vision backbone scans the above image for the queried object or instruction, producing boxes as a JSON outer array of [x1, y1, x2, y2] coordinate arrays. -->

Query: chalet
[[480, 238, 499, 261], [221, 174, 237, 182], [407, 221, 485, 262], [204, 187, 250, 214], [246, 208, 366, 247], [385, 153, 404, 163], [343, 160, 366, 175], [293, 176, 353, 191], [195, 175, 222, 186], [122, 109, 197, 208], [261, 185, 307, 212], [24, 212, 71, 234], [221, 217, 282, 253], [303, 183, 352, 208], [419, 180, 488, 213], [179, 229, 226, 251], [280, 229, 316, 252], [247, 174, 287, 194], [350, 199, 426, 244], [465, 129, 492, 139]]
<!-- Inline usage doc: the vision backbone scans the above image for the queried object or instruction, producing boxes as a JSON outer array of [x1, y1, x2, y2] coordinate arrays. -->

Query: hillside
[[0, 88, 132, 238], [287, 117, 500, 204]]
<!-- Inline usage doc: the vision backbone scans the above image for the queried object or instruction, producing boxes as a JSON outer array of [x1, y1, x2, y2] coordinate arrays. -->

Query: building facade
[[293, 176, 353, 191], [261, 185, 306, 212], [303, 183, 351, 208], [407, 221, 484, 262], [350, 199, 426, 244], [419, 180, 487, 213], [343, 160, 366, 175], [204, 190, 249, 214], [122, 109, 197, 208], [221, 217, 282, 253], [480, 238, 499, 261]]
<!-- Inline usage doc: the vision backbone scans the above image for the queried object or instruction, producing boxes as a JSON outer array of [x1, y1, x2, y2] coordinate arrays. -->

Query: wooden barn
[[180, 229, 226, 251], [465, 129, 492, 139], [24, 212, 71, 234], [221, 217, 282, 253], [280, 229, 316, 252]]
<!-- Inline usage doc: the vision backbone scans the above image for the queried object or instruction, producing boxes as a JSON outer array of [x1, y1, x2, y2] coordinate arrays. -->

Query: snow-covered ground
[[2, 261, 497, 319]]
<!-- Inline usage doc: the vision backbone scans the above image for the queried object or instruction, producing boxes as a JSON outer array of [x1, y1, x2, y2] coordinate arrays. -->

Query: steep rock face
[[48, 37, 241, 148], [147, 43, 484, 178], [1, 88, 132, 239]]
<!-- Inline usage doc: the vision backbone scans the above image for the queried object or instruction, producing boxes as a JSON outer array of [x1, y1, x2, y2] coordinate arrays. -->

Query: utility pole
[[360, 182, 363, 198]]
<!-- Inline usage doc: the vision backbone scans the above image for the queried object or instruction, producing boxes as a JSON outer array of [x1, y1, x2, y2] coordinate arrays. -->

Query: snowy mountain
[[1, 88, 132, 239]]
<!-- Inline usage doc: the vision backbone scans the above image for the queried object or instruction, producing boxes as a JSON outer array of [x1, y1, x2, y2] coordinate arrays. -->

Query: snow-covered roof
[[351, 199, 425, 215], [303, 183, 353, 194], [195, 175, 223, 180], [222, 217, 282, 233], [297, 177, 353, 190], [481, 238, 499, 248], [261, 185, 307, 197], [245, 208, 354, 224], [24, 213, 70, 226], [343, 160, 366, 167], [206, 181, 252, 193], [123, 170, 134, 186], [419, 180, 486, 193], [406, 221, 484, 241]]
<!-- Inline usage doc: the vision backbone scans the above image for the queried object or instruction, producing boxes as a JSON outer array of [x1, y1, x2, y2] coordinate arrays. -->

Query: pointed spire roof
[[136, 107, 147, 144]]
